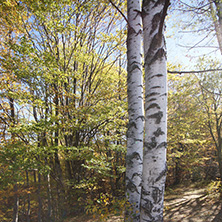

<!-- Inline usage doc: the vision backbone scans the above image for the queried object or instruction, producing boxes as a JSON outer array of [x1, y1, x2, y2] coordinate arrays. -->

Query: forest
[[0, 0, 221, 222]]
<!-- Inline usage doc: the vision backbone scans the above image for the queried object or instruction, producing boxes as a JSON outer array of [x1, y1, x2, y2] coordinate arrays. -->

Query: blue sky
[[166, 0, 222, 70]]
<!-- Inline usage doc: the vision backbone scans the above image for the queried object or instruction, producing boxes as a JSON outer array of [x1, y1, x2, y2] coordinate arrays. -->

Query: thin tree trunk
[[125, 0, 144, 221], [140, 0, 169, 221], [26, 171, 31, 222], [209, 1, 222, 185], [54, 86, 66, 220], [33, 170, 37, 183], [47, 173, 53, 221], [37, 172, 42, 222], [13, 184, 19, 222], [216, 114, 222, 184], [209, 0, 222, 54], [9, 96, 19, 222], [218, 147, 222, 179]]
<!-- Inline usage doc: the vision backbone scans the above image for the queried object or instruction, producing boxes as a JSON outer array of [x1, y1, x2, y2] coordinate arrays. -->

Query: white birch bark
[[126, 0, 144, 221], [140, 0, 169, 221], [209, 0, 222, 54]]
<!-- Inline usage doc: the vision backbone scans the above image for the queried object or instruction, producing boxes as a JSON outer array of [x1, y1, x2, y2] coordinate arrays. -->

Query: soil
[[66, 185, 222, 222], [164, 186, 222, 222]]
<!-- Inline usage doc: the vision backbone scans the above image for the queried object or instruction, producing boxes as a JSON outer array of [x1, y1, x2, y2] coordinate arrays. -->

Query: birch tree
[[140, 0, 169, 221], [210, 0, 222, 54], [125, 0, 144, 221]]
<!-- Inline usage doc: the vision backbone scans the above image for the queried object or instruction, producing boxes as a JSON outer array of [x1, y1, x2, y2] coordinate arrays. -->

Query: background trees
[[167, 58, 222, 186], [195, 58, 222, 182], [167, 0, 222, 188], [0, 0, 127, 221]]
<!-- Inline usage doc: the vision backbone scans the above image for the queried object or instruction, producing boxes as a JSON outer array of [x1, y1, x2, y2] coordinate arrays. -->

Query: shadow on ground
[[164, 188, 222, 222], [212, 203, 222, 222]]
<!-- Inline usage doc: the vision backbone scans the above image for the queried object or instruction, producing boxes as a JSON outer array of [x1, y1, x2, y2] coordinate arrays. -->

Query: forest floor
[[66, 184, 222, 222], [164, 184, 222, 222]]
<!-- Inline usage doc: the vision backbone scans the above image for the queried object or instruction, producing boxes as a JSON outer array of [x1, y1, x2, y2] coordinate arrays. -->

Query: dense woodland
[[0, 0, 221, 222]]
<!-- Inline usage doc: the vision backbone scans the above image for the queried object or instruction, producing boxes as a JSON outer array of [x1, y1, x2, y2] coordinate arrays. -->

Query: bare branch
[[108, 0, 129, 25], [168, 68, 222, 74]]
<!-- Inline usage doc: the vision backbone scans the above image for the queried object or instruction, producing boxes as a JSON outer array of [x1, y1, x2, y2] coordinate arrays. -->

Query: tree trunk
[[26, 171, 31, 222], [140, 0, 169, 221], [9, 97, 19, 222], [210, 0, 222, 54], [125, 0, 144, 221], [37, 172, 42, 222], [217, 136, 222, 183], [13, 184, 19, 222], [46, 172, 53, 221], [54, 86, 67, 220]]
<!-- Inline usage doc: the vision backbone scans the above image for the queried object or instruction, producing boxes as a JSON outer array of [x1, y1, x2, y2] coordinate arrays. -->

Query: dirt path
[[66, 187, 222, 221], [164, 187, 222, 222]]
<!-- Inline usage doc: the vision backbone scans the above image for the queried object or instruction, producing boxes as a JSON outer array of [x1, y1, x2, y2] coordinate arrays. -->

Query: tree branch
[[108, 0, 129, 26], [167, 68, 222, 74]]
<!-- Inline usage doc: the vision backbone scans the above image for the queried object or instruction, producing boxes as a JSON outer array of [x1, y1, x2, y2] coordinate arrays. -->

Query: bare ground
[[164, 186, 222, 222], [66, 186, 222, 222]]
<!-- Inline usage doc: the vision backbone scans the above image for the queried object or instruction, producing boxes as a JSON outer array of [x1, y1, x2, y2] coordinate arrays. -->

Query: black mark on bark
[[153, 127, 164, 137], [126, 179, 139, 193], [148, 98, 157, 102], [145, 92, 160, 98], [130, 64, 142, 73], [147, 111, 163, 124], [155, 163, 168, 183], [150, 12, 161, 34], [144, 137, 157, 150], [132, 172, 142, 181], [126, 152, 142, 166], [141, 198, 154, 221], [136, 115, 145, 121], [151, 86, 161, 89], [128, 121, 137, 130], [146, 103, 160, 111], [148, 73, 164, 81], [142, 187, 150, 196], [156, 142, 167, 149], [146, 47, 166, 66], [152, 186, 163, 204]]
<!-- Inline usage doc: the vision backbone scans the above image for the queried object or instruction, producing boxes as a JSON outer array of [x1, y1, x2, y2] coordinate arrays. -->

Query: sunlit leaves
[[167, 57, 222, 184], [0, 1, 128, 220]]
